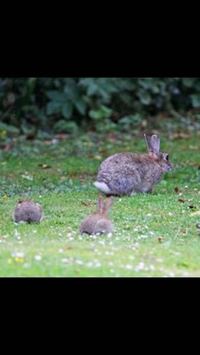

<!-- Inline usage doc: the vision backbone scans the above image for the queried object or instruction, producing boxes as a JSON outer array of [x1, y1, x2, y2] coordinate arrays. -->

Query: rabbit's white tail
[[94, 181, 111, 194]]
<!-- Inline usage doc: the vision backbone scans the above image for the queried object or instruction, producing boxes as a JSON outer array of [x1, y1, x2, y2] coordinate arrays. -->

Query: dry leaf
[[170, 132, 191, 140], [191, 211, 200, 216], [174, 187, 180, 194], [38, 163, 51, 169], [81, 201, 93, 207], [178, 198, 186, 203]]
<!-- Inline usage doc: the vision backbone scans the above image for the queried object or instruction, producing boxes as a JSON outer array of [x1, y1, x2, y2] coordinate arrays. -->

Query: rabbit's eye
[[165, 154, 169, 161]]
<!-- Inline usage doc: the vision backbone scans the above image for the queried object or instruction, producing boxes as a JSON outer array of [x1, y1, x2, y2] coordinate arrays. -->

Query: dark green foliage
[[0, 78, 200, 134]]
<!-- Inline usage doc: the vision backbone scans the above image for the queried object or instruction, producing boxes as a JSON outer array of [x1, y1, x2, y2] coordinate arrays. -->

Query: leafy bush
[[0, 77, 200, 134]]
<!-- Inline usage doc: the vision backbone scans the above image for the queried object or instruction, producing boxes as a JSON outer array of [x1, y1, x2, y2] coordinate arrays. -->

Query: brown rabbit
[[94, 134, 173, 196], [79, 195, 113, 235], [13, 200, 43, 223]]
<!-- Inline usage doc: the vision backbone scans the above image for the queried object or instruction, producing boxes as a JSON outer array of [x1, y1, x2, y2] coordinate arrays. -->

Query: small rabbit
[[94, 134, 173, 196], [13, 200, 43, 223], [80, 195, 113, 235]]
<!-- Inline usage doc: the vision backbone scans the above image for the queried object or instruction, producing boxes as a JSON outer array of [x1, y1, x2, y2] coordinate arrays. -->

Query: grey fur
[[80, 196, 113, 235], [13, 200, 43, 223], [94, 134, 172, 196]]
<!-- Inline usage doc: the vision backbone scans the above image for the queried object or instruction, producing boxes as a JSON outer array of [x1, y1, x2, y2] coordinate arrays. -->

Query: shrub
[[0, 78, 200, 134]]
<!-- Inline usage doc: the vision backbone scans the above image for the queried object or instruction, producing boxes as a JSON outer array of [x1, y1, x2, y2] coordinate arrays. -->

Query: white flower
[[34, 255, 42, 261], [129, 255, 135, 260], [125, 264, 133, 270], [21, 174, 33, 181], [157, 258, 163, 263], [62, 258, 69, 263], [167, 272, 175, 277], [76, 259, 84, 265], [95, 261, 101, 268], [133, 228, 139, 232], [86, 261, 94, 267], [135, 262, 145, 271], [14, 230, 20, 238], [149, 265, 155, 271], [11, 251, 24, 258], [140, 235, 148, 239], [23, 263, 30, 268]]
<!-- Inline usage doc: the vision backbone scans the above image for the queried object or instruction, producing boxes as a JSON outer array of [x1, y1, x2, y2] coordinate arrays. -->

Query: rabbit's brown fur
[[80, 196, 113, 235], [13, 200, 43, 223], [94, 134, 172, 196]]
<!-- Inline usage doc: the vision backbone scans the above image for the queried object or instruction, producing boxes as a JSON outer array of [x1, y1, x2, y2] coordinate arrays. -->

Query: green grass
[[0, 132, 200, 276]]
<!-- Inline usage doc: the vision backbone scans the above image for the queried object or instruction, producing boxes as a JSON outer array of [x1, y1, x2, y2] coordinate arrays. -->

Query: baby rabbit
[[80, 195, 113, 235], [13, 200, 43, 223], [94, 134, 172, 196]]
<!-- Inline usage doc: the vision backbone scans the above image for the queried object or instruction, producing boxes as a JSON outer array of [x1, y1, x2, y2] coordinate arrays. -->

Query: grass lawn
[[0, 132, 200, 277]]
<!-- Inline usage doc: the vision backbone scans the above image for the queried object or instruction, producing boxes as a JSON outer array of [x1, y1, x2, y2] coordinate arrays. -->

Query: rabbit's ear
[[144, 134, 160, 154], [97, 195, 104, 213], [103, 196, 112, 215], [150, 135, 160, 153], [144, 134, 152, 152]]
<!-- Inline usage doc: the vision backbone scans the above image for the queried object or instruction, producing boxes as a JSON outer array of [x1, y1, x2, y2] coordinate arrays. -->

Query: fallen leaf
[[191, 211, 200, 216], [81, 201, 93, 207], [94, 155, 102, 160], [174, 187, 181, 194], [38, 163, 51, 169], [181, 229, 187, 235], [189, 145, 199, 150], [55, 133, 69, 140], [178, 198, 186, 203], [21, 174, 33, 181], [170, 132, 191, 140], [3, 144, 12, 151], [26, 132, 36, 140]]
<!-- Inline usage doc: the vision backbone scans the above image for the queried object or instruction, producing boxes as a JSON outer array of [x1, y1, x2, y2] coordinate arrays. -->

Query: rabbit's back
[[80, 214, 112, 235], [96, 153, 163, 195], [14, 201, 42, 222]]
